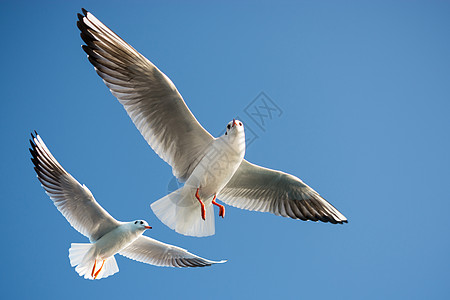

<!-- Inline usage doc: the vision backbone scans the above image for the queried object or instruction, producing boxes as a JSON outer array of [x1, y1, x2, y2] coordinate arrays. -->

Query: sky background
[[1, 1, 449, 299]]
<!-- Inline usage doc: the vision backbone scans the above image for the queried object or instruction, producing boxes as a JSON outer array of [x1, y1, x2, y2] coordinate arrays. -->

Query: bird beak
[[145, 226, 152, 229], [232, 119, 237, 127]]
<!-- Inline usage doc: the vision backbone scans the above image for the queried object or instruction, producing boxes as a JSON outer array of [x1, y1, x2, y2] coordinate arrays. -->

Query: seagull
[[29, 132, 225, 280], [77, 9, 348, 237]]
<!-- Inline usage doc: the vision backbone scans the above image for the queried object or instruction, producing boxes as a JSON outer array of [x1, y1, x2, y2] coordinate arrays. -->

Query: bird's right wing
[[119, 236, 226, 268], [30, 133, 121, 242], [77, 9, 214, 181], [219, 160, 347, 224]]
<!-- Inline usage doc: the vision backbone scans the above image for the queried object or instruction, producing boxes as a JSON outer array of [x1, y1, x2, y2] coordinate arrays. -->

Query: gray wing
[[119, 236, 226, 268], [77, 9, 213, 181], [29, 133, 120, 241], [219, 160, 347, 224]]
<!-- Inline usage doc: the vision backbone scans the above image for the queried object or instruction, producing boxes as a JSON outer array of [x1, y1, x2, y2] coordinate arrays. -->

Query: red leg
[[212, 194, 225, 218], [195, 188, 206, 220], [91, 260, 97, 278], [94, 260, 105, 279]]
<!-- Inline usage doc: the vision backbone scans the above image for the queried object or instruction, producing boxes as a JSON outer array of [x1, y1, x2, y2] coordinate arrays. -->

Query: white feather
[[151, 187, 215, 237], [31, 131, 226, 280]]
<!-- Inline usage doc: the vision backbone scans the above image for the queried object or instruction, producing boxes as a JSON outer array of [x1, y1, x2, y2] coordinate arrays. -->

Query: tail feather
[[102, 256, 119, 278], [69, 243, 119, 280], [69, 243, 91, 267], [151, 187, 215, 237]]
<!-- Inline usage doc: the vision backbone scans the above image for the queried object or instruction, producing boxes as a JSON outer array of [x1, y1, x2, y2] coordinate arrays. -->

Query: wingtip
[[331, 218, 348, 225], [77, 13, 84, 24], [81, 8, 88, 15], [29, 139, 36, 151], [334, 218, 348, 224], [30, 131, 39, 147]]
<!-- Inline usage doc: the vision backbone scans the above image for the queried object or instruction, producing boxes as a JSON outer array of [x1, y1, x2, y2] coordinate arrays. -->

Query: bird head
[[132, 220, 152, 230], [224, 119, 244, 136]]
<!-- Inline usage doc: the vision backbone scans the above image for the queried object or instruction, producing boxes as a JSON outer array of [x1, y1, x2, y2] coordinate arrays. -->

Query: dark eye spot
[[134, 221, 138, 224], [140, 221, 143, 225], [239, 122, 242, 126], [225, 132, 227, 135], [227, 124, 231, 129]]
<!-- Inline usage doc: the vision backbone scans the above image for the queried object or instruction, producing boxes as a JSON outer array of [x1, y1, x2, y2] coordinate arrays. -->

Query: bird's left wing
[[219, 160, 348, 224], [77, 9, 214, 182], [30, 133, 121, 241], [119, 236, 226, 268]]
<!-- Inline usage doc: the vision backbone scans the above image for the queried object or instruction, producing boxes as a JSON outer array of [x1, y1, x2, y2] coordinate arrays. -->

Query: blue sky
[[1, 1, 449, 299]]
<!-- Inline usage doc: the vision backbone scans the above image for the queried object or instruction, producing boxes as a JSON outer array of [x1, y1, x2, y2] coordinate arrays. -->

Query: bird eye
[[140, 221, 143, 225], [227, 124, 231, 129], [134, 221, 138, 224], [239, 122, 242, 126]]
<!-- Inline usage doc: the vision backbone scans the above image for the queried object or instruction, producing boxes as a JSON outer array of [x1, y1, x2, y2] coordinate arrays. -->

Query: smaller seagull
[[29, 132, 225, 280]]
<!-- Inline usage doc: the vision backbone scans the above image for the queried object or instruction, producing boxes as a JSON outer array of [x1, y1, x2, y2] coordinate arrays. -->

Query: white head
[[131, 220, 152, 231], [224, 119, 244, 136]]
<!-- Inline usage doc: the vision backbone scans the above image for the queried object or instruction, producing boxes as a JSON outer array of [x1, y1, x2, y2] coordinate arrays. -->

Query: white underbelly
[[93, 227, 138, 259], [185, 139, 244, 198]]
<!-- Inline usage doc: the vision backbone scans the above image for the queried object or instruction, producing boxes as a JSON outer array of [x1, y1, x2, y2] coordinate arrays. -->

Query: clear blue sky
[[1, 1, 449, 299]]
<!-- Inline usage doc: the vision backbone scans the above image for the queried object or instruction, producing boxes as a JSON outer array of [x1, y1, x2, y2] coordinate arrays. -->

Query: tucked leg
[[94, 260, 105, 279], [195, 188, 206, 220], [212, 194, 225, 218], [91, 260, 97, 278]]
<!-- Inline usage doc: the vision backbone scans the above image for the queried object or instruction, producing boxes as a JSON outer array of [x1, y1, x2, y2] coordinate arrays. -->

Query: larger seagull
[[77, 9, 348, 237]]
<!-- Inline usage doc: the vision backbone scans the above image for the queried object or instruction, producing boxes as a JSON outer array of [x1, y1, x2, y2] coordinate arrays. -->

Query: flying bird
[[77, 9, 348, 237], [29, 132, 225, 280]]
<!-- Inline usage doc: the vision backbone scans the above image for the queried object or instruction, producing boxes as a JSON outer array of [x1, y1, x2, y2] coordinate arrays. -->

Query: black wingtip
[[29, 134, 38, 169], [81, 44, 89, 53], [29, 138, 35, 149], [30, 130, 39, 141], [81, 8, 88, 15]]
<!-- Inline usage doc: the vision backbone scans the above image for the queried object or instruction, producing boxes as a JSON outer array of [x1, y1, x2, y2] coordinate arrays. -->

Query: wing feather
[[119, 236, 225, 268], [219, 160, 347, 224], [30, 133, 120, 241], [77, 9, 213, 181]]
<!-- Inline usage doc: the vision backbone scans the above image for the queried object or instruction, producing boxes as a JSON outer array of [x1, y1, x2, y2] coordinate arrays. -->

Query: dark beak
[[232, 119, 237, 127]]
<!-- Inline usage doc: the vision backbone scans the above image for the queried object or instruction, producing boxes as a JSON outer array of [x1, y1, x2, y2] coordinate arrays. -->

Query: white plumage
[[30, 133, 225, 280], [77, 8, 348, 237]]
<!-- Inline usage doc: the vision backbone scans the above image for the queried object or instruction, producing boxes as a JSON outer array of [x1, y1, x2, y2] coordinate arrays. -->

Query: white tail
[[69, 243, 119, 280], [151, 187, 215, 237]]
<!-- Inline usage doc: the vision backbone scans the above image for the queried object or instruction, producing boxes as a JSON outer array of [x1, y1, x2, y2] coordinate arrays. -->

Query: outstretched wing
[[219, 160, 347, 224], [30, 133, 120, 241], [119, 236, 226, 268], [77, 9, 213, 181]]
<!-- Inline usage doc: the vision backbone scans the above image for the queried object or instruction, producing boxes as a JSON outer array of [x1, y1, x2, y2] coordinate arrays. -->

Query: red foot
[[94, 260, 105, 279], [195, 188, 206, 220], [212, 194, 225, 218], [91, 260, 97, 278]]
